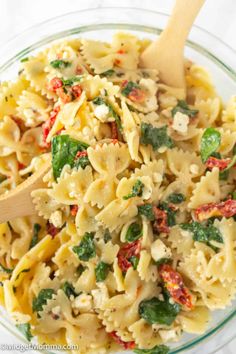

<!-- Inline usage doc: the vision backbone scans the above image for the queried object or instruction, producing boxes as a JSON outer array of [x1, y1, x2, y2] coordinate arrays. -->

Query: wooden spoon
[[140, 0, 205, 97], [0, 159, 51, 223]]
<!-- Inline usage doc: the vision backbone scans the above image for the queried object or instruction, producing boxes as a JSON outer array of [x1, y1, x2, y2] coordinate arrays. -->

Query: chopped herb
[[171, 100, 198, 118], [167, 193, 185, 204], [139, 297, 180, 326], [100, 69, 115, 77], [50, 59, 71, 69], [15, 268, 30, 281], [219, 169, 229, 181], [138, 204, 155, 221], [20, 57, 29, 63], [159, 202, 177, 227], [134, 344, 169, 354], [200, 128, 221, 163], [30, 223, 41, 249], [104, 229, 112, 243], [72, 232, 96, 261], [61, 281, 77, 298], [77, 264, 86, 276], [140, 123, 174, 151], [52, 135, 89, 180], [0, 263, 14, 274], [155, 258, 172, 267], [74, 154, 90, 169], [61, 76, 82, 86], [92, 96, 122, 132], [16, 323, 33, 342], [125, 223, 143, 242], [32, 289, 55, 314], [123, 180, 144, 200], [121, 81, 140, 97], [95, 261, 110, 282], [181, 222, 223, 250], [129, 256, 139, 270]]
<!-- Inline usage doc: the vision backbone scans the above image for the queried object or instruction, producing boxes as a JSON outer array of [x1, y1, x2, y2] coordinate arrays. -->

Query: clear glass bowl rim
[[0, 6, 236, 354]]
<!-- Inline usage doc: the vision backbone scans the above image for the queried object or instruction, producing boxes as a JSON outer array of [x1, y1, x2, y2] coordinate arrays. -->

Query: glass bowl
[[0, 7, 236, 354]]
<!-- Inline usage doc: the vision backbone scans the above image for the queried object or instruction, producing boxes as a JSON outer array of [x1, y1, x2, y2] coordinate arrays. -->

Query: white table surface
[[0, 0, 235, 353]]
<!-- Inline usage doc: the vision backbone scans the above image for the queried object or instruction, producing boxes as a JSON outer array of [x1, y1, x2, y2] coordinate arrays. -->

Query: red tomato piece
[[18, 162, 26, 170], [128, 88, 146, 103], [70, 205, 79, 216], [205, 157, 231, 171], [159, 264, 194, 309], [47, 223, 60, 237], [42, 106, 60, 148], [117, 240, 141, 273], [117, 49, 126, 54], [48, 77, 63, 92], [109, 332, 135, 350], [110, 121, 119, 140], [152, 206, 169, 234], [195, 199, 236, 221], [71, 84, 82, 98]]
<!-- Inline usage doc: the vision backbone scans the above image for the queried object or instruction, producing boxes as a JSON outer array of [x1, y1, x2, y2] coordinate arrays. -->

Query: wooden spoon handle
[[164, 0, 205, 46], [0, 159, 51, 223]]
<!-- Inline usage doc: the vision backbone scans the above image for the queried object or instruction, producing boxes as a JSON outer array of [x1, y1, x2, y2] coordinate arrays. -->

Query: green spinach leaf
[[50, 60, 71, 69], [52, 135, 89, 180], [159, 202, 177, 226], [129, 256, 139, 270], [100, 69, 115, 77], [30, 223, 41, 249], [16, 323, 33, 342], [138, 204, 155, 221], [167, 193, 185, 204], [74, 154, 90, 169], [61, 76, 82, 86], [200, 128, 221, 163], [77, 264, 86, 276], [139, 297, 180, 326], [134, 345, 169, 354], [32, 289, 55, 314], [95, 262, 110, 282], [61, 281, 78, 298], [181, 222, 223, 250], [123, 180, 144, 200], [72, 232, 96, 261], [171, 100, 198, 118], [140, 123, 174, 151], [125, 222, 143, 242]]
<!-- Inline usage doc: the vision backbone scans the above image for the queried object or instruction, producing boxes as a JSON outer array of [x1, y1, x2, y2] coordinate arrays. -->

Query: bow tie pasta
[[0, 32, 236, 354]]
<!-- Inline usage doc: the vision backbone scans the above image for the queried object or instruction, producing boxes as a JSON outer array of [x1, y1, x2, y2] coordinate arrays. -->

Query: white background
[[0, 0, 235, 353]]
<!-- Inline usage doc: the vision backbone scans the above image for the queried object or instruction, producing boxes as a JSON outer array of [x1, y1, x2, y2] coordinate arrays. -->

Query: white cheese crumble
[[94, 104, 110, 122], [73, 293, 93, 312], [151, 239, 172, 262], [172, 112, 190, 133], [49, 210, 63, 228], [159, 329, 178, 342], [190, 164, 199, 175]]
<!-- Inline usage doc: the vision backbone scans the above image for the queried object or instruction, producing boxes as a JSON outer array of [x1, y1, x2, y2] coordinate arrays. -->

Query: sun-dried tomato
[[18, 162, 26, 170], [71, 84, 82, 98], [48, 77, 63, 92], [128, 88, 146, 103], [42, 106, 60, 148], [205, 156, 231, 171], [117, 240, 141, 273], [47, 222, 60, 237], [76, 65, 83, 75], [195, 198, 236, 222], [70, 205, 79, 217], [109, 331, 135, 350], [117, 49, 126, 54], [152, 206, 169, 234], [114, 59, 121, 66], [110, 121, 119, 140], [75, 150, 88, 159], [159, 264, 193, 309]]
